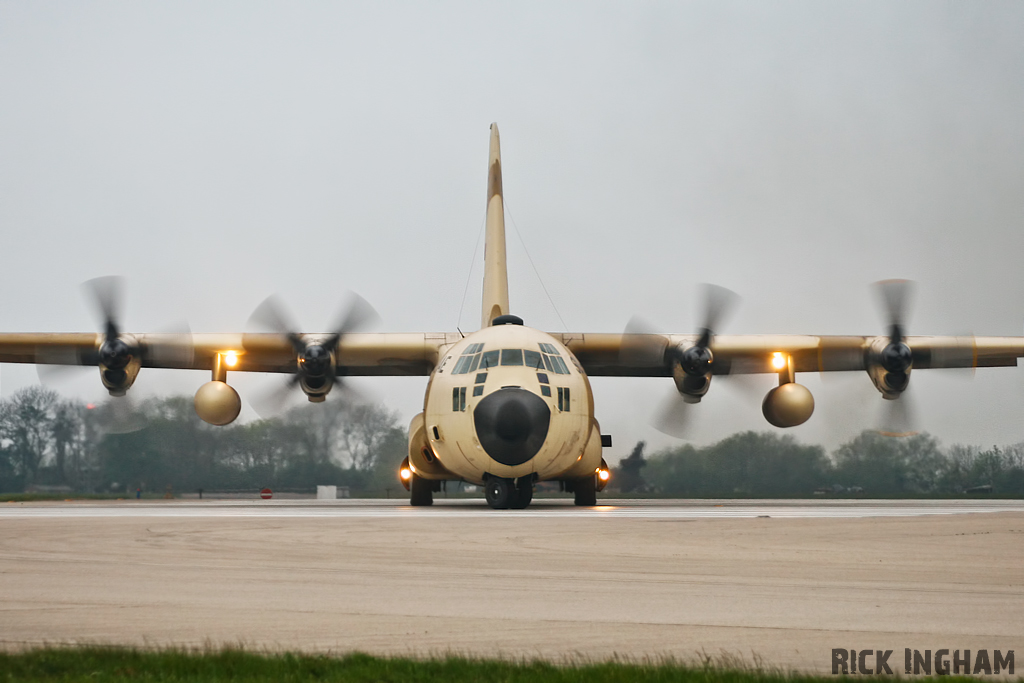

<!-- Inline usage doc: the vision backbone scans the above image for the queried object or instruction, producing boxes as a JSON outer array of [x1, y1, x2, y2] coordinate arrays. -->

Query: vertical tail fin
[[481, 123, 510, 327]]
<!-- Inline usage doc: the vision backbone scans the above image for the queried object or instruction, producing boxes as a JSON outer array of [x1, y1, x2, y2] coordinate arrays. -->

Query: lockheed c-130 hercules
[[2, 123, 1023, 509]]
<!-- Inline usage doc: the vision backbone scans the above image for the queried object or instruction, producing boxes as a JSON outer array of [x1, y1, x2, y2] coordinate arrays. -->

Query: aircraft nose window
[[524, 350, 542, 368], [536, 343, 570, 374], [451, 343, 488, 374], [548, 355, 570, 374], [500, 349, 524, 366], [480, 350, 500, 369]]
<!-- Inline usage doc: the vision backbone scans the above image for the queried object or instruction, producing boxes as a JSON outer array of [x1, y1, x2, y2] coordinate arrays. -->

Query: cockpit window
[[480, 350, 500, 369], [550, 356, 570, 374], [459, 347, 567, 373], [500, 349, 524, 366], [452, 344, 489, 374], [535, 343, 570, 374], [451, 356, 472, 374]]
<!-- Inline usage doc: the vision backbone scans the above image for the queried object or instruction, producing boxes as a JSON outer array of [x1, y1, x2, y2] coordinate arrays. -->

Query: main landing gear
[[484, 476, 533, 510], [410, 474, 435, 506], [571, 475, 597, 506]]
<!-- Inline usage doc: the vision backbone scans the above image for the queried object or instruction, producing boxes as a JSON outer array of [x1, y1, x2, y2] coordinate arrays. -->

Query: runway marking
[[2, 499, 1022, 519]]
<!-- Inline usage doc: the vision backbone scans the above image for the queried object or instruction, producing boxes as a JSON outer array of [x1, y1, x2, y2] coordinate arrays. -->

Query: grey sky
[[2, 1, 1023, 456]]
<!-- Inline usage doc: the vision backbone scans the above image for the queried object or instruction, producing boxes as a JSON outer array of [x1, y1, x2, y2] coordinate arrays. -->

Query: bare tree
[[0, 387, 60, 486]]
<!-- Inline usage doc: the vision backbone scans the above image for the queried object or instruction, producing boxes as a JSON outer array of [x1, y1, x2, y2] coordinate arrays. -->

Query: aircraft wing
[[552, 333, 1024, 377], [3, 331, 1021, 378], [0, 332, 458, 377]]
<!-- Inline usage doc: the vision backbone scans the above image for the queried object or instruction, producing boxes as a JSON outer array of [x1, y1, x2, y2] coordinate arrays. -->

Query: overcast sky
[[2, 1, 1023, 456]]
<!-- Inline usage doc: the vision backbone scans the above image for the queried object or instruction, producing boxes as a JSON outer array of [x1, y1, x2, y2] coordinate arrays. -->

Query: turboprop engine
[[863, 280, 916, 399], [669, 284, 741, 403], [868, 336, 912, 398], [47, 276, 192, 398], [239, 292, 380, 418], [671, 341, 714, 402], [97, 333, 141, 396]]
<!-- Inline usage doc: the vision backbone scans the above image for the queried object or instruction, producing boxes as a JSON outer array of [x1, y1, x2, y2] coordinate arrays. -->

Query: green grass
[[0, 492, 150, 502], [0, 647, 1008, 683]]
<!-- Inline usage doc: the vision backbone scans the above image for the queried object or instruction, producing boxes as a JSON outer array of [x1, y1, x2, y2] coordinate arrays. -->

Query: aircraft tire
[[485, 477, 514, 509], [573, 475, 597, 506], [510, 478, 533, 509], [410, 474, 433, 506]]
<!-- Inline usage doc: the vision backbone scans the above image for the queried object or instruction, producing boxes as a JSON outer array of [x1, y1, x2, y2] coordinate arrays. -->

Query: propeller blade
[[876, 393, 918, 438], [95, 395, 147, 435], [327, 292, 381, 347], [82, 276, 125, 339], [245, 295, 305, 353], [35, 344, 91, 386], [924, 335, 977, 373], [248, 374, 304, 420], [699, 283, 740, 343], [818, 337, 868, 375], [873, 279, 914, 341], [144, 321, 195, 367], [619, 316, 668, 368], [718, 372, 770, 408], [651, 390, 698, 439]]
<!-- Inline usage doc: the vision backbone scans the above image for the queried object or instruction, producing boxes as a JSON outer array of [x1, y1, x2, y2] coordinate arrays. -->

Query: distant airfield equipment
[[4, 123, 1024, 509]]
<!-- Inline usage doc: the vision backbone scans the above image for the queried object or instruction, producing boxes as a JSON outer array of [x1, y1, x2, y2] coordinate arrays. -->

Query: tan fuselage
[[408, 323, 603, 485]]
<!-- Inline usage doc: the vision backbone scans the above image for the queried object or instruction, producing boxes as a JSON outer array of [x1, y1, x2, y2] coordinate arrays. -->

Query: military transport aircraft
[[1, 124, 1022, 509]]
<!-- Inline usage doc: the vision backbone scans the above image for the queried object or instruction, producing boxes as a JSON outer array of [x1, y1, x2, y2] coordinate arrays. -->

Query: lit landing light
[[597, 468, 610, 482], [400, 467, 412, 481], [223, 351, 239, 367], [771, 352, 787, 370]]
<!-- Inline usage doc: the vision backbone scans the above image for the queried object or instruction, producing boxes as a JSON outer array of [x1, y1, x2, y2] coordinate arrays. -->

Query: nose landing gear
[[485, 476, 533, 509]]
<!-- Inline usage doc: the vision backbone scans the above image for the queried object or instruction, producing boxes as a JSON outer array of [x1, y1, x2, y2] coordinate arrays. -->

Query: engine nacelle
[[194, 381, 242, 425], [762, 382, 815, 428], [672, 359, 711, 403], [867, 338, 911, 398], [296, 343, 336, 402], [98, 334, 141, 397]]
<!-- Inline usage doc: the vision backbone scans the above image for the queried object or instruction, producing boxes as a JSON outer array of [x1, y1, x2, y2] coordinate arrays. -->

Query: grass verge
[[0, 647, 1000, 682], [0, 493, 158, 502]]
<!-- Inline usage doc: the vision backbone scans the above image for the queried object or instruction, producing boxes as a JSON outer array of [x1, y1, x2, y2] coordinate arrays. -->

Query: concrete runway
[[1, 499, 1022, 673]]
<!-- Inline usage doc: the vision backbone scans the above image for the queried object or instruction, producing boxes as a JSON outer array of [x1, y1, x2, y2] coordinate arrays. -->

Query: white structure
[[316, 485, 337, 500]]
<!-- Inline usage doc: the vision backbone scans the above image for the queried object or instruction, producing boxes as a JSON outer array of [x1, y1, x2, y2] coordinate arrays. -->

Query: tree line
[[0, 387, 406, 495], [616, 431, 1024, 497], [2, 386, 1023, 497]]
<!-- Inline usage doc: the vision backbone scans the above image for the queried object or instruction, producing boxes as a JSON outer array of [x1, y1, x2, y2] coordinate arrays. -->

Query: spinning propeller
[[822, 279, 976, 437], [37, 276, 193, 433], [622, 284, 741, 438], [243, 292, 379, 418]]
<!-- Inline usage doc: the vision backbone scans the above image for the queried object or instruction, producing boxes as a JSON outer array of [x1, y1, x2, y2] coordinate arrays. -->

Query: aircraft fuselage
[[408, 320, 605, 488]]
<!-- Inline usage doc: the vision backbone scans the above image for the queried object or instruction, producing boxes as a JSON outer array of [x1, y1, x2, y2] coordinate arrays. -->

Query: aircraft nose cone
[[473, 387, 550, 466]]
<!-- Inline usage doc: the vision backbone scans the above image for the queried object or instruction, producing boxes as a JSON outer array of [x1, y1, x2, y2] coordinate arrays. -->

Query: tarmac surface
[[1, 498, 1022, 673]]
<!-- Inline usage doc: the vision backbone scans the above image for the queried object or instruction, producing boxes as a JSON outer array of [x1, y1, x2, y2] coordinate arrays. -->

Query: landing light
[[223, 351, 239, 367], [771, 352, 786, 370], [400, 467, 412, 481], [598, 469, 610, 482]]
